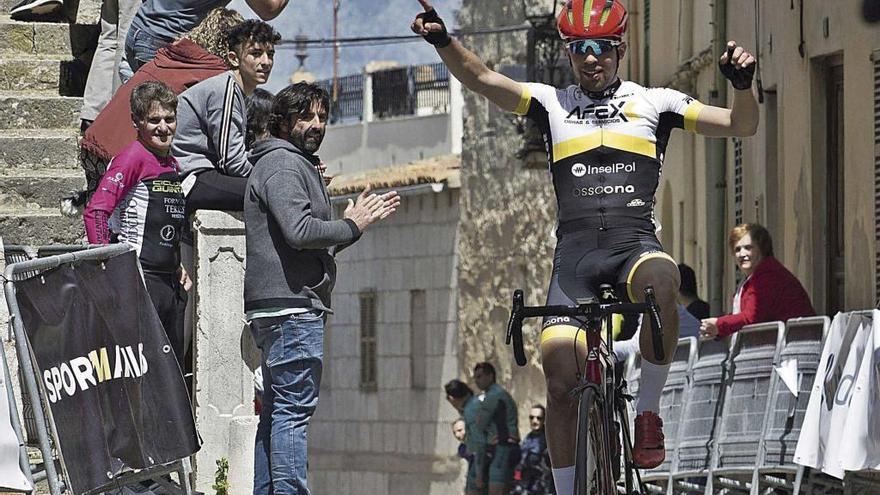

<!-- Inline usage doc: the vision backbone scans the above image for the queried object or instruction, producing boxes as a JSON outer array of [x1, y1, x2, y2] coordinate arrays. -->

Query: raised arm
[[693, 41, 759, 137], [411, 0, 523, 113]]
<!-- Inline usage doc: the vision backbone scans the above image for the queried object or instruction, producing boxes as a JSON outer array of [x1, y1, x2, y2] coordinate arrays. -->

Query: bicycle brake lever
[[507, 290, 528, 366], [644, 286, 665, 362]]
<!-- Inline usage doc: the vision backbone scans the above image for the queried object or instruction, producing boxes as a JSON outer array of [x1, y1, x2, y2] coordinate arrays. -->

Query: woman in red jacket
[[700, 223, 815, 339]]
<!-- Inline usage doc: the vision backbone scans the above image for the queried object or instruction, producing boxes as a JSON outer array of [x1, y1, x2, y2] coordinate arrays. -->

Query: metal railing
[[317, 62, 451, 123]]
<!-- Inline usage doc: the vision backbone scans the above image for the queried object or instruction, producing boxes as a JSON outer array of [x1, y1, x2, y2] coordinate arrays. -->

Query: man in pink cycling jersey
[[411, 0, 758, 491], [84, 81, 189, 369]]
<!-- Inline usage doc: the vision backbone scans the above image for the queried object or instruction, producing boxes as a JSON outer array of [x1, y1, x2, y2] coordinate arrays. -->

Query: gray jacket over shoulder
[[244, 138, 360, 313], [173, 71, 250, 179]]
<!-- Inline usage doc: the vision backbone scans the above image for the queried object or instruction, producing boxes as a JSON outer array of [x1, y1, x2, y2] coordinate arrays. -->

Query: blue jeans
[[124, 25, 168, 74], [250, 311, 324, 495]]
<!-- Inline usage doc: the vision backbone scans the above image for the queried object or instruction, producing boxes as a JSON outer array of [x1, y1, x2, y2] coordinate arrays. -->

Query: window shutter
[[733, 137, 744, 226], [873, 50, 880, 304], [359, 291, 377, 390]]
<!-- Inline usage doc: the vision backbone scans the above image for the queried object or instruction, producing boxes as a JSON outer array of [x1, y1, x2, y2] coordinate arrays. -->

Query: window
[[410, 290, 427, 389], [826, 63, 844, 313], [359, 291, 377, 390]]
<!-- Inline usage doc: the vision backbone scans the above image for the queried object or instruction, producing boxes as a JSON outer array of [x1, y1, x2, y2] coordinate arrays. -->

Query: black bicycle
[[507, 284, 665, 495]]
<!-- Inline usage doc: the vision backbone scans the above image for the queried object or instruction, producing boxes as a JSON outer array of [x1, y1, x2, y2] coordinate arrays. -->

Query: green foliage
[[213, 458, 230, 495]]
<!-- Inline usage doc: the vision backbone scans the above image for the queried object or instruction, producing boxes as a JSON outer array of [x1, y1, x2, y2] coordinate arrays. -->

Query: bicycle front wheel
[[574, 386, 614, 495]]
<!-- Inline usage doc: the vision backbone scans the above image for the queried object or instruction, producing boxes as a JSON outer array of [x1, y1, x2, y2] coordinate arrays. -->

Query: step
[[0, 208, 84, 245], [0, 128, 79, 169], [0, 17, 70, 56], [0, 91, 80, 128], [0, 170, 84, 209], [0, 56, 70, 91]]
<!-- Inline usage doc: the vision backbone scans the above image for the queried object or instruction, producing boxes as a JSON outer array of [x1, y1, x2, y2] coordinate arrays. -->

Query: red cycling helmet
[[557, 0, 628, 40]]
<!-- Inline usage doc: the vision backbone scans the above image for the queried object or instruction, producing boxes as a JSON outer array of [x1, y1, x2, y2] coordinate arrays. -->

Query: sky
[[229, 0, 462, 92]]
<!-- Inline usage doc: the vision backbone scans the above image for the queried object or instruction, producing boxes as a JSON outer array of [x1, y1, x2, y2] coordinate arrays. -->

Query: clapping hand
[[344, 186, 401, 232]]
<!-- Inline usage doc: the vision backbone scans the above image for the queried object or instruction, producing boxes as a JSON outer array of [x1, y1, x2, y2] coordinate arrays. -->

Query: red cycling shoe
[[633, 411, 666, 469]]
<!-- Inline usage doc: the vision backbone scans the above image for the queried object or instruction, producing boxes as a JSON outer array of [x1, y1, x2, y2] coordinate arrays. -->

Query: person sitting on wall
[[173, 19, 280, 213], [700, 223, 815, 339]]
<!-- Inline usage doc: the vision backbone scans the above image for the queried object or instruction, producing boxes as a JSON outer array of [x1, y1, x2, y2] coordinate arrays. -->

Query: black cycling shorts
[[542, 220, 672, 332]]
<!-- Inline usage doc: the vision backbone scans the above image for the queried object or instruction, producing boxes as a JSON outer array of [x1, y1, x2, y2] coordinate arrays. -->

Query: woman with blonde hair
[[700, 223, 815, 339]]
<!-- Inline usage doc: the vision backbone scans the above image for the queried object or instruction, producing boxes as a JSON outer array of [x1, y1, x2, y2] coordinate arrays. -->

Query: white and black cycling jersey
[[514, 79, 704, 229]]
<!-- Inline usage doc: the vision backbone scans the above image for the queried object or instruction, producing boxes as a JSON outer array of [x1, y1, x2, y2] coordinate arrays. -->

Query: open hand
[[344, 187, 401, 231]]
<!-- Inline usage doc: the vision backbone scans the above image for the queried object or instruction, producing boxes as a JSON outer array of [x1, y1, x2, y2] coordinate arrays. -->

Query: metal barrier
[[753, 316, 830, 494], [671, 337, 730, 493], [2, 244, 194, 495], [711, 322, 784, 492]]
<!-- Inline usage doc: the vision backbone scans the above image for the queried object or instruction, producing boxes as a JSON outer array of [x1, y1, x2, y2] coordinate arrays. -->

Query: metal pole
[[332, 0, 341, 105], [3, 244, 131, 495], [2, 336, 34, 491]]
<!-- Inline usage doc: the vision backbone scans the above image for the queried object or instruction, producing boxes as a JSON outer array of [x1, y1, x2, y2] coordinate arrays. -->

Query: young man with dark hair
[[83, 81, 189, 366], [245, 82, 400, 495], [173, 19, 280, 213]]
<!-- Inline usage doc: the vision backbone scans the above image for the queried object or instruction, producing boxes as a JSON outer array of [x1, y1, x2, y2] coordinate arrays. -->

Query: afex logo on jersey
[[565, 101, 629, 122]]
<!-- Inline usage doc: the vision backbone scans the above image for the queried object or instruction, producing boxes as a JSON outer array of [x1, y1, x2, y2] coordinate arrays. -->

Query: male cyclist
[[411, 0, 758, 492]]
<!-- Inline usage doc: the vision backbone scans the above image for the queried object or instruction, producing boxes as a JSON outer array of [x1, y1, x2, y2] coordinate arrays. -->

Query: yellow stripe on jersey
[[540, 324, 588, 347], [514, 83, 532, 116], [552, 132, 603, 161], [683, 101, 705, 132], [601, 131, 657, 158], [553, 130, 656, 161], [625, 251, 677, 302]]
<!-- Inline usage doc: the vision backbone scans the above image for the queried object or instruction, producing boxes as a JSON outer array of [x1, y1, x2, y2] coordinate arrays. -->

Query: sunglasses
[[566, 38, 621, 56], [529, 415, 545, 420]]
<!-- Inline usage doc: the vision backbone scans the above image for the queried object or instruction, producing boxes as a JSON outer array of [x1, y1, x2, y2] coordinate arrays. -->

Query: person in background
[[512, 404, 553, 495], [678, 263, 710, 320], [700, 223, 815, 339], [445, 379, 487, 495], [452, 418, 472, 465], [246, 88, 274, 149], [83, 81, 189, 367], [124, 0, 289, 75], [472, 362, 518, 495]]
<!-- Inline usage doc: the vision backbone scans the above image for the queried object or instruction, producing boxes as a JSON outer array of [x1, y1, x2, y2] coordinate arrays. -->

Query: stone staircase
[[0, 12, 87, 246]]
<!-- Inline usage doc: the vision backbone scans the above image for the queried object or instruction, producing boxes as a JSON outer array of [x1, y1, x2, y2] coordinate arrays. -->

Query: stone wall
[[309, 187, 462, 495], [455, 0, 557, 430]]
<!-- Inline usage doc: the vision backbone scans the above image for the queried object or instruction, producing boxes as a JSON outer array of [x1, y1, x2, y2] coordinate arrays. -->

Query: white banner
[[0, 360, 31, 491], [794, 310, 880, 478]]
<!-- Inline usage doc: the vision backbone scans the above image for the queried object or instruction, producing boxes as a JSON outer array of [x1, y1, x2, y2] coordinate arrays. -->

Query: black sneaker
[[10, 0, 62, 20]]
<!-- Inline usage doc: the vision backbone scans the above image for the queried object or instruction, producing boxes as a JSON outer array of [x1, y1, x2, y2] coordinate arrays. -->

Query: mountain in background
[[229, 0, 462, 92]]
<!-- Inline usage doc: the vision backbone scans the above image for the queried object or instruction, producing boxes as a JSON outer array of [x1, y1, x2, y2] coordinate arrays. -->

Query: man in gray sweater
[[245, 82, 400, 495]]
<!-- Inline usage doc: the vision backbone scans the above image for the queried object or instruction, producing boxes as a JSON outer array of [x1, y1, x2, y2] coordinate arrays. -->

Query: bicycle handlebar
[[506, 286, 665, 366]]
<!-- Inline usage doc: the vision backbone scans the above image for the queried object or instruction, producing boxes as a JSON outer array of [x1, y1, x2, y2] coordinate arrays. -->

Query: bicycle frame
[[506, 285, 665, 495]]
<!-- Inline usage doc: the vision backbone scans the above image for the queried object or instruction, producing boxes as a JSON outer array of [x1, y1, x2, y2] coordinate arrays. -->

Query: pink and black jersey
[[84, 140, 185, 273]]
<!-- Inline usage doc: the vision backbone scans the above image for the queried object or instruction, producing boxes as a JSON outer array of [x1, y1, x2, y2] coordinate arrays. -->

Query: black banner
[[15, 251, 199, 494]]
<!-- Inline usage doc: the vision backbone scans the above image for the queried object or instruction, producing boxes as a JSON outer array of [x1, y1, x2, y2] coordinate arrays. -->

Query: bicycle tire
[[574, 387, 613, 495]]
